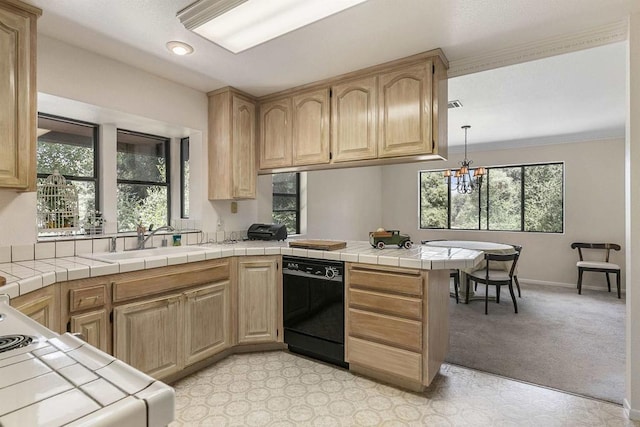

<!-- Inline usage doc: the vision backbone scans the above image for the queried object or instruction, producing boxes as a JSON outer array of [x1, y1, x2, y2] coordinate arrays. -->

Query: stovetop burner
[[0, 334, 35, 353]]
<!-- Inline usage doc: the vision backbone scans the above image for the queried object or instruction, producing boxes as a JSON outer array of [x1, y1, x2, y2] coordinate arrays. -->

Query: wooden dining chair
[[466, 251, 520, 315], [511, 245, 523, 297], [570, 243, 621, 298]]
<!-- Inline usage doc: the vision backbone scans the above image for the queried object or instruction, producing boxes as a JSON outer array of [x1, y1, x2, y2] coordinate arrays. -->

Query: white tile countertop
[[0, 240, 484, 300]]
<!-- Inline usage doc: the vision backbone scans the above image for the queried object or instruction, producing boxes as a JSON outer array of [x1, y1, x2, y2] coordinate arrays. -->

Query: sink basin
[[80, 246, 210, 263]]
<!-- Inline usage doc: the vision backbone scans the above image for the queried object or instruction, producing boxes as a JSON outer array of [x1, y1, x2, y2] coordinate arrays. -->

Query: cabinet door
[[113, 294, 182, 380], [70, 309, 109, 353], [331, 76, 377, 162], [292, 89, 330, 166], [232, 95, 256, 199], [0, 3, 38, 190], [378, 62, 433, 158], [259, 98, 292, 169], [183, 281, 230, 366], [11, 286, 59, 333], [237, 258, 278, 344]]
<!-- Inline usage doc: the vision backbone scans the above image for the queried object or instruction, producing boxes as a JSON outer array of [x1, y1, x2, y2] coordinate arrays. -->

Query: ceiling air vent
[[448, 100, 463, 109]]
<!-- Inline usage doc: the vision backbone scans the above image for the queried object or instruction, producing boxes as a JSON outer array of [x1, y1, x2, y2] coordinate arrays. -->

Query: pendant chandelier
[[444, 125, 485, 194]]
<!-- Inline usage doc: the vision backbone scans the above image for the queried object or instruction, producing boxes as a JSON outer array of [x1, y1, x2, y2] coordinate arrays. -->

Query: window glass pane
[[419, 171, 448, 228], [524, 163, 563, 232], [117, 184, 167, 232], [117, 131, 167, 183], [487, 167, 522, 231], [37, 116, 95, 177], [272, 172, 299, 234], [273, 195, 297, 211], [181, 138, 189, 218], [450, 175, 480, 229], [73, 181, 96, 222], [273, 172, 298, 194], [273, 212, 297, 234]]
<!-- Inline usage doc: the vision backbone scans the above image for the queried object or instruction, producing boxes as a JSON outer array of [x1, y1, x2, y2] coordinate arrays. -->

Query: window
[[37, 114, 99, 224], [272, 172, 300, 234], [420, 162, 563, 233], [180, 137, 189, 218], [116, 130, 170, 232]]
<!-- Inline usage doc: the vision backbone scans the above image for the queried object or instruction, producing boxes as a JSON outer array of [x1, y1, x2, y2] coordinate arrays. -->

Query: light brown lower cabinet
[[10, 286, 60, 333], [113, 280, 231, 380], [345, 263, 449, 391], [237, 256, 280, 344], [70, 309, 109, 352]]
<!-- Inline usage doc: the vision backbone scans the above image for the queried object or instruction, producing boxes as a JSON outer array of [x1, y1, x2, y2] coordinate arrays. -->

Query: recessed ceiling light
[[178, 0, 368, 54], [166, 41, 194, 56]]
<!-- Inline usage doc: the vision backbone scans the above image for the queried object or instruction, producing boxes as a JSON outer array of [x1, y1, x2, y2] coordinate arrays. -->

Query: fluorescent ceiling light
[[178, 0, 368, 54]]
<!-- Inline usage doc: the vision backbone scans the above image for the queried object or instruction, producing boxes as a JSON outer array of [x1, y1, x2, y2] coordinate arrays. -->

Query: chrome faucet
[[138, 225, 175, 250]]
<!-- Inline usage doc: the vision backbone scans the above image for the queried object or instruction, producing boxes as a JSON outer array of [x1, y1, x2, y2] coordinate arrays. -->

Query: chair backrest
[[571, 242, 621, 262], [484, 252, 519, 278], [511, 244, 522, 254]]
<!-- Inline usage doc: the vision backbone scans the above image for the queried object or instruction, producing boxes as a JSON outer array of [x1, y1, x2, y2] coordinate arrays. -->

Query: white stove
[[0, 295, 174, 426]]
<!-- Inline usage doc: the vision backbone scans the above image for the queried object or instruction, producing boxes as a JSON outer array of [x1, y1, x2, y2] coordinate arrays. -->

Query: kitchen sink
[[80, 246, 210, 263]]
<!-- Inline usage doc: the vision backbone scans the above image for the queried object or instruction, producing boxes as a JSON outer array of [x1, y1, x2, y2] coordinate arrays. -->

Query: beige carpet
[[169, 351, 635, 426], [446, 282, 625, 404]]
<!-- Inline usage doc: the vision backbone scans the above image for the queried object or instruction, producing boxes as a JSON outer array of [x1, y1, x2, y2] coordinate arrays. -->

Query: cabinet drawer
[[349, 308, 421, 352], [69, 285, 106, 312], [113, 260, 230, 303], [347, 336, 421, 382], [349, 288, 422, 320], [349, 267, 422, 296]]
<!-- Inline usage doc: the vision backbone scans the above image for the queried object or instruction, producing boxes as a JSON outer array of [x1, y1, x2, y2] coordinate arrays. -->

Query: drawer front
[[349, 268, 422, 296], [349, 308, 422, 352], [70, 285, 106, 312], [349, 288, 422, 320], [347, 336, 421, 382], [113, 260, 230, 303]]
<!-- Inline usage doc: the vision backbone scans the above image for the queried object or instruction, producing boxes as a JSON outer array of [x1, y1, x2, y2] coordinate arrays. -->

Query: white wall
[[0, 35, 246, 245], [381, 138, 626, 290], [306, 166, 383, 241]]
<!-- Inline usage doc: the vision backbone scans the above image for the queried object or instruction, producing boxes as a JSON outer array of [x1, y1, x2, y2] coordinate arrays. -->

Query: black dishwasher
[[282, 256, 347, 368]]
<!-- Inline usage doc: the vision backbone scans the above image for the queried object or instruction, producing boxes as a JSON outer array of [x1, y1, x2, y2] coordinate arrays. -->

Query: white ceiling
[[26, 0, 638, 148]]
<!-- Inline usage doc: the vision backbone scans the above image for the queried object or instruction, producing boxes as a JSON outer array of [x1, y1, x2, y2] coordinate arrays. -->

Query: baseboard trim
[[624, 399, 640, 420], [520, 278, 626, 294]]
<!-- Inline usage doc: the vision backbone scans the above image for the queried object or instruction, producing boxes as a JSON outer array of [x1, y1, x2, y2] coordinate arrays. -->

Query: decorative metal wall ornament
[[444, 125, 485, 194]]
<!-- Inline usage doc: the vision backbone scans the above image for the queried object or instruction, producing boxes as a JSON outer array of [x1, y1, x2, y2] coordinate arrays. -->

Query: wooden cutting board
[[289, 240, 347, 251]]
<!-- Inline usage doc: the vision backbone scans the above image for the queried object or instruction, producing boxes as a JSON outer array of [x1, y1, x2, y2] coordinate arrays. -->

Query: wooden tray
[[289, 240, 347, 251]]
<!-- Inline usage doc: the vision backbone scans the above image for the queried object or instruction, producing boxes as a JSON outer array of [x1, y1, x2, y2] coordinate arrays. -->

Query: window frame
[[419, 161, 564, 234], [36, 112, 100, 213], [180, 137, 189, 219], [272, 172, 300, 235], [116, 128, 171, 232]]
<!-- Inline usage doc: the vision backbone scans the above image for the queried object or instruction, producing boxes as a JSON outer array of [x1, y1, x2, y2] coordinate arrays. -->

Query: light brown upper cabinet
[[208, 88, 256, 200], [0, 0, 41, 190], [292, 88, 330, 166], [256, 49, 448, 174], [259, 98, 292, 169], [331, 76, 378, 162], [378, 61, 433, 158]]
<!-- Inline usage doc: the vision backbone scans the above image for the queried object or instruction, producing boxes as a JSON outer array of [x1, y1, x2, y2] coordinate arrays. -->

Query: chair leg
[[617, 271, 621, 299], [474, 282, 477, 292], [485, 283, 489, 315], [514, 276, 521, 298], [508, 281, 518, 314], [496, 285, 500, 304], [453, 272, 459, 304], [577, 268, 583, 295], [606, 272, 611, 293], [465, 276, 471, 305]]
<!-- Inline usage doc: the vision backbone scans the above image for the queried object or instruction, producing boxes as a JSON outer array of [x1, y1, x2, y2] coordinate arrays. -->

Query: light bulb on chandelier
[[443, 125, 485, 194]]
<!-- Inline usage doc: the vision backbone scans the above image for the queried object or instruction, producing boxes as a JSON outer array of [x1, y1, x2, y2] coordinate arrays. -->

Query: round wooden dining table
[[423, 240, 518, 302]]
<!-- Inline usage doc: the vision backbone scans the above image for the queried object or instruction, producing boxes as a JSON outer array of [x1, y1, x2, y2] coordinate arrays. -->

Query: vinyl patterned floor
[[169, 351, 638, 426]]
